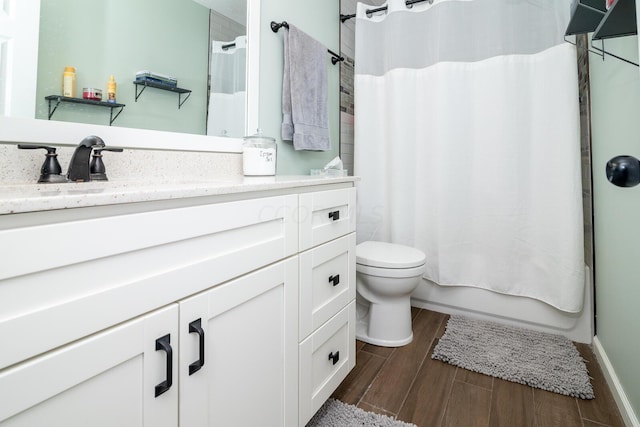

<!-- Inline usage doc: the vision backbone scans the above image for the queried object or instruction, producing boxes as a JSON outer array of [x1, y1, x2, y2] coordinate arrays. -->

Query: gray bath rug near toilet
[[431, 315, 594, 399], [307, 398, 417, 427]]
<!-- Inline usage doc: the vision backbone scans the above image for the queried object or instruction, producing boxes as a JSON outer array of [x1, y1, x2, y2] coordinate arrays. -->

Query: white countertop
[[0, 175, 358, 215]]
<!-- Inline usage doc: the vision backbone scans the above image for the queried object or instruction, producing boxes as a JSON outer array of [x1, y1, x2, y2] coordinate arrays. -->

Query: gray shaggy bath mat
[[431, 315, 594, 399], [306, 399, 416, 427]]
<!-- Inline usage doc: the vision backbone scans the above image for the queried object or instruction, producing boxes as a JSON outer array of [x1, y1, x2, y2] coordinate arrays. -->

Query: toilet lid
[[356, 241, 426, 269]]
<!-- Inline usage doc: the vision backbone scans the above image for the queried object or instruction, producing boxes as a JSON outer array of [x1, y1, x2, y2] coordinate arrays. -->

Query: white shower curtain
[[207, 36, 247, 137], [354, 0, 585, 312]]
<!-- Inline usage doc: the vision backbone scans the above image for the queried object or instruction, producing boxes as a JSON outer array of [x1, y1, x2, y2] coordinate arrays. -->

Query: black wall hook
[[606, 155, 640, 188]]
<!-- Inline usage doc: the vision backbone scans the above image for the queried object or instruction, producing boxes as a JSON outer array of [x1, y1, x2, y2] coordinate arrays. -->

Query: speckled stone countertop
[[0, 175, 358, 215]]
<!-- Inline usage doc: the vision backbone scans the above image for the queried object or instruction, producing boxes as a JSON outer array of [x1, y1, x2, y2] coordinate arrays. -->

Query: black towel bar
[[270, 21, 344, 65]]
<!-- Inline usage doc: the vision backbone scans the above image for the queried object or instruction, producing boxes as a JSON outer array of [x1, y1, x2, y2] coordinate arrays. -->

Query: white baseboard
[[592, 336, 640, 427]]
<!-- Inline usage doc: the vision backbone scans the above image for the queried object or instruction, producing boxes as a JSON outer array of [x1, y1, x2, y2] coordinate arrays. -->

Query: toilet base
[[356, 318, 413, 347], [355, 299, 414, 347]]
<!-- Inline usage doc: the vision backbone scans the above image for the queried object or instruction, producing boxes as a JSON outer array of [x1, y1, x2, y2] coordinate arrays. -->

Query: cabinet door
[[179, 258, 298, 427], [0, 304, 178, 427]]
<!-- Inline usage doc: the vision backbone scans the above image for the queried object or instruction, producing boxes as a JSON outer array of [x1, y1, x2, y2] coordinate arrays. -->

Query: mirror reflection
[[33, 0, 247, 138], [206, 4, 247, 137]]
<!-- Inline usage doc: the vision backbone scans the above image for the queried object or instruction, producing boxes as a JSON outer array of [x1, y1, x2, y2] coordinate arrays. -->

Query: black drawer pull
[[154, 334, 173, 397], [329, 274, 340, 286], [188, 319, 205, 375], [328, 210, 340, 221], [328, 351, 340, 365]]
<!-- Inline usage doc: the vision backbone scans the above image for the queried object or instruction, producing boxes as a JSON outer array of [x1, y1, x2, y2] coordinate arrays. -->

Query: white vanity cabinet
[[0, 260, 297, 427], [0, 179, 356, 427]]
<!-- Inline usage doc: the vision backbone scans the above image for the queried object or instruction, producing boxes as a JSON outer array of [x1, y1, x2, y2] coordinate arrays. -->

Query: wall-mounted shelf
[[133, 80, 192, 109], [44, 95, 125, 126], [565, 0, 607, 36], [565, 0, 638, 67], [592, 0, 637, 40]]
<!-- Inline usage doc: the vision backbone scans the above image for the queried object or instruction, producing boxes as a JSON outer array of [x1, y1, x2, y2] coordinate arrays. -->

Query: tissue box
[[310, 169, 348, 177]]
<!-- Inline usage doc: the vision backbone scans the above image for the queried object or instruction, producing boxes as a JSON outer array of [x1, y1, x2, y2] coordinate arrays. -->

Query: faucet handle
[[90, 147, 124, 181], [17, 144, 67, 183]]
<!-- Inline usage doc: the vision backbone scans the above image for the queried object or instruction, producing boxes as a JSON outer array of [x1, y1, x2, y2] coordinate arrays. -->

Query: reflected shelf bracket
[[44, 95, 125, 126], [133, 81, 192, 109]]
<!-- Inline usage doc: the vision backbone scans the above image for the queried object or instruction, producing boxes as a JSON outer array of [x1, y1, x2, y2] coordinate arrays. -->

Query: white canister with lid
[[242, 132, 277, 176]]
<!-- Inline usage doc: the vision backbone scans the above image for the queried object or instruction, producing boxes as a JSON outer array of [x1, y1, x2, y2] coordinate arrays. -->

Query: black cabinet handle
[[328, 351, 340, 365], [154, 334, 173, 397], [329, 274, 340, 286], [188, 319, 205, 375], [328, 210, 340, 221]]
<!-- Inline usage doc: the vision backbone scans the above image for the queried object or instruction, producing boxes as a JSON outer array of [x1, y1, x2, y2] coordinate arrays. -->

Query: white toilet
[[355, 241, 426, 347]]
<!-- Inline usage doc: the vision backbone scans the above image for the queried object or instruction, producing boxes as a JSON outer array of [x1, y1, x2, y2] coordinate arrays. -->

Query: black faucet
[[67, 136, 106, 182]]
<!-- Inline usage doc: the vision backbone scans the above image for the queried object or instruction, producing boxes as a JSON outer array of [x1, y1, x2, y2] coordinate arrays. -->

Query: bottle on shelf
[[62, 66, 76, 98], [107, 75, 117, 103]]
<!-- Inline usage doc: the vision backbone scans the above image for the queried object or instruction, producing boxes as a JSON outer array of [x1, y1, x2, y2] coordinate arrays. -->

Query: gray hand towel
[[281, 24, 331, 151]]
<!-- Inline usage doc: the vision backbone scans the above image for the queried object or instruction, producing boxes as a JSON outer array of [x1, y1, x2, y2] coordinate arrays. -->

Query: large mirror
[[34, 0, 246, 137], [0, 0, 259, 151]]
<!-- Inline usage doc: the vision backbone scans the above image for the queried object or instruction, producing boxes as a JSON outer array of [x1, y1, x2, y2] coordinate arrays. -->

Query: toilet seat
[[356, 263, 425, 279], [356, 241, 426, 269]]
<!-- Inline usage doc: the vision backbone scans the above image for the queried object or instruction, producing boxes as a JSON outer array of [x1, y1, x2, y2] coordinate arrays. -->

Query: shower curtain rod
[[340, 0, 434, 22], [270, 21, 345, 65]]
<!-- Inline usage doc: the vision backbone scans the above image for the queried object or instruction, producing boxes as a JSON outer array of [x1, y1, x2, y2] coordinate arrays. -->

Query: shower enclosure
[[352, 0, 592, 342]]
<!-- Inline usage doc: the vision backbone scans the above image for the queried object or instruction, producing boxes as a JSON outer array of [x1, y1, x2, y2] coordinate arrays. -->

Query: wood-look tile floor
[[332, 308, 625, 427]]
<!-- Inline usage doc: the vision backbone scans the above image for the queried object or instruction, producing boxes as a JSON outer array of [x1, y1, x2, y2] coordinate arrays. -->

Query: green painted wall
[[590, 35, 640, 417], [258, 0, 340, 175], [36, 0, 208, 134]]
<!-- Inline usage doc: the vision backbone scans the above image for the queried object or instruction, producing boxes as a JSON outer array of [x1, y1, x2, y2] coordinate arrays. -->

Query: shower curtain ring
[[406, 0, 434, 9]]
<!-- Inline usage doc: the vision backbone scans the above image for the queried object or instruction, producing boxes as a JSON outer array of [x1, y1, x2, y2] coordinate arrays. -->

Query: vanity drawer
[[0, 194, 298, 370], [299, 301, 355, 426], [299, 188, 356, 251], [299, 233, 356, 340]]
